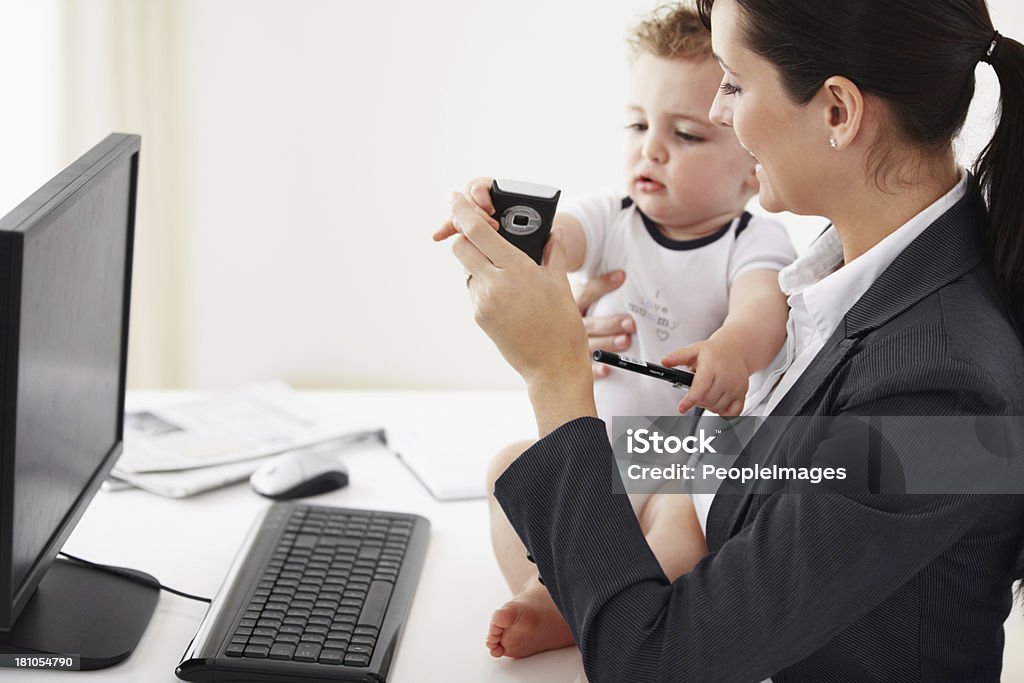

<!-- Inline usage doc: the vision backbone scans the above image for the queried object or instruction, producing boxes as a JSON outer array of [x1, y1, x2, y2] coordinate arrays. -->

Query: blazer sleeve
[[493, 361, 1006, 681]]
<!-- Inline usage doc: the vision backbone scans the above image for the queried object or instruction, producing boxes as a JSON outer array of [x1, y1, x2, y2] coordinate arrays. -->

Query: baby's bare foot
[[485, 581, 574, 658]]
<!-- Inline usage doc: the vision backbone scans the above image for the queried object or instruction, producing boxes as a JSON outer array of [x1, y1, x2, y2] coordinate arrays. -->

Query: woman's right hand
[[575, 270, 635, 378]]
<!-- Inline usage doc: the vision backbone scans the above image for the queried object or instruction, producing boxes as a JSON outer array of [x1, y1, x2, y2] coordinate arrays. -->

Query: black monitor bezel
[[0, 133, 139, 630]]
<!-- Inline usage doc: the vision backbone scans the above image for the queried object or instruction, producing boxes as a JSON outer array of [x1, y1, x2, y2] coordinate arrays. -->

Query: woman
[[445, 0, 1024, 679]]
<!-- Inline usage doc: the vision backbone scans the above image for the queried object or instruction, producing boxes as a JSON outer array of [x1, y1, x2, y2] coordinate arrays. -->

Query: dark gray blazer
[[495, 189, 1024, 682]]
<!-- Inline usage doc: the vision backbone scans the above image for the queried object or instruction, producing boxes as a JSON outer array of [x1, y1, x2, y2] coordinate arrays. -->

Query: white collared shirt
[[694, 172, 970, 535], [758, 172, 969, 417]]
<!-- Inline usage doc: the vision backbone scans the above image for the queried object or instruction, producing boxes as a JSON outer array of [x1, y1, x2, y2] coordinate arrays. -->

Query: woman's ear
[[820, 75, 865, 151]]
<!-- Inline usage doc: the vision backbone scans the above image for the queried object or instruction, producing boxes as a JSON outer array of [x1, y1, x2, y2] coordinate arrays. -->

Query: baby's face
[[624, 55, 757, 230]]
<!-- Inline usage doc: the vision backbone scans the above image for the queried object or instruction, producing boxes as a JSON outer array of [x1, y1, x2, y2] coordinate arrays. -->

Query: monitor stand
[[0, 558, 160, 670]]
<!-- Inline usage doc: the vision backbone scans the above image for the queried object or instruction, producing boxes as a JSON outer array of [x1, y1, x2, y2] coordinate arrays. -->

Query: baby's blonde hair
[[628, 3, 713, 62]]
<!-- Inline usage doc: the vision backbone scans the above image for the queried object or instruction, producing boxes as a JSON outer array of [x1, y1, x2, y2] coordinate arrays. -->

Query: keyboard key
[[243, 644, 270, 658], [358, 547, 381, 561], [225, 643, 246, 657], [269, 643, 295, 660], [294, 642, 321, 662], [294, 534, 317, 548], [358, 581, 393, 629], [344, 653, 371, 667], [347, 644, 374, 657], [319, 649, 345, 665]]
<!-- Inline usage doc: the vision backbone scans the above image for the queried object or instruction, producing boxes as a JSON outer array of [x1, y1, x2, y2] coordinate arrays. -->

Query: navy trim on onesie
[[621, 196, 751, 251], [734, 211, 753, 238]]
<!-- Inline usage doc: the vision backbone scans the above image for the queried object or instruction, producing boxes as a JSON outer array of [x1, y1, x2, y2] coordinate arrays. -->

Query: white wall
[[0, 0, 62, 215], [4, 1, 1024, 390], [173, 0, 659, 389]]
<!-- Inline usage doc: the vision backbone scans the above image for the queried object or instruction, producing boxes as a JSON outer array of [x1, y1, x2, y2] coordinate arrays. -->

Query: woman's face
[[707, 0, 830, 215]]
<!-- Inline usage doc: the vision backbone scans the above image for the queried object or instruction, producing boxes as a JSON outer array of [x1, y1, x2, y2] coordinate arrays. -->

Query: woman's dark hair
[[696, 0, 1024, 334], [696, 0, 1024, 596]]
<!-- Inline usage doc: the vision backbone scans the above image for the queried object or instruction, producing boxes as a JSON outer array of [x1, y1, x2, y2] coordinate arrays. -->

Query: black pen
[[592, 350, 694, 388]]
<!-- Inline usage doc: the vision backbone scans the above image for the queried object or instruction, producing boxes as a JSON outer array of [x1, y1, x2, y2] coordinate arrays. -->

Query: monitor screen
[[0, 134, 138, 630]]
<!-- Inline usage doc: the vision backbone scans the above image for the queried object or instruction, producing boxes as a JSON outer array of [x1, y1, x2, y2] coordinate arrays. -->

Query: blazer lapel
[[774, 187, 986, 416], [706, 187, 989, 548]]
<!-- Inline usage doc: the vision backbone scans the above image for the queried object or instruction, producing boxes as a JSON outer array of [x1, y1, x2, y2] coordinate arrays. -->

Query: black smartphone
[[491, 179, 560, 265]]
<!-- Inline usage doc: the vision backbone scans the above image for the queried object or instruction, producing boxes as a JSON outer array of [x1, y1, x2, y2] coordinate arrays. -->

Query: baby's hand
[[662, 336, 750, 417]]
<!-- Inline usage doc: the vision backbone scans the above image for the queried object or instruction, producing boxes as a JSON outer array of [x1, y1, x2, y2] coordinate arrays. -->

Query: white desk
[[8, 390, 1024, 681], [8, 390, 584, 682]]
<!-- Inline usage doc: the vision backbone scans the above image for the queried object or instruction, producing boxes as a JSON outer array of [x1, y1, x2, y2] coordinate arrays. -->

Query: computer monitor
[[0, 134, 157, 669]]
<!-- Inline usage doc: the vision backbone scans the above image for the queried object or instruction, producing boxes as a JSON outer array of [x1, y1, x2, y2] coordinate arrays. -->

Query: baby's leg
[[485, 440, 574, 659], [638, 490, 707, 579]]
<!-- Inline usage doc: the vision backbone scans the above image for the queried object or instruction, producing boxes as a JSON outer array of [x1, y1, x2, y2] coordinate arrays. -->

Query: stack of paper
[[111, 383, 386, 498]]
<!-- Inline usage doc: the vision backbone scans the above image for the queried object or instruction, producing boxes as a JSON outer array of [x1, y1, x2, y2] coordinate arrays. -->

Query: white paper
[[116, 383, 378, 474], [109, 436, 392, 498], [387, 392, 535, 501]]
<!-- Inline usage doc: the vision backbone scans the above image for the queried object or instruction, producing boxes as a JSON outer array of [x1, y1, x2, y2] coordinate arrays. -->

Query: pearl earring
[[829, 137, 839, 150]]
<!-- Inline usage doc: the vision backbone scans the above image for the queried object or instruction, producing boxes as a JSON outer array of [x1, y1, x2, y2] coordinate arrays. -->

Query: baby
[[435, 3, 794, 659]]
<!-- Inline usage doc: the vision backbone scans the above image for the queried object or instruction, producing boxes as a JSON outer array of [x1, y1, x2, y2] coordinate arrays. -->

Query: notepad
[[386, 391, 536, 501]]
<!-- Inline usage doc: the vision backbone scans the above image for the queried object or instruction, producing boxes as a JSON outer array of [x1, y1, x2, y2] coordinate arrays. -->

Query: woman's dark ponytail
[[975, 36, 1024, 595], [971, 30, 1024, 603], [974, 34, 1024, 335]]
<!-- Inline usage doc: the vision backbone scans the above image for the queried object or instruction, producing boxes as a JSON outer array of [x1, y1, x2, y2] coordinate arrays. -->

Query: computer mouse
[[250, 450, 350, 500]]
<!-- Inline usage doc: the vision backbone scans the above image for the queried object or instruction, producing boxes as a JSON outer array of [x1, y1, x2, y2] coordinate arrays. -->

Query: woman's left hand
[[445, 192, 596, 432]]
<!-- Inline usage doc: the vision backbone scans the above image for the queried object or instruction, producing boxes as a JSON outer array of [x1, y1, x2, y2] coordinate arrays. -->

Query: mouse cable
[[58, 551, 212, 604]]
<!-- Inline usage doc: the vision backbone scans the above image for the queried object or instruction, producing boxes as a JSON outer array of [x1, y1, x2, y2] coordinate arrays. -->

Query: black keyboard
[[176, 503, 429, 682]]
